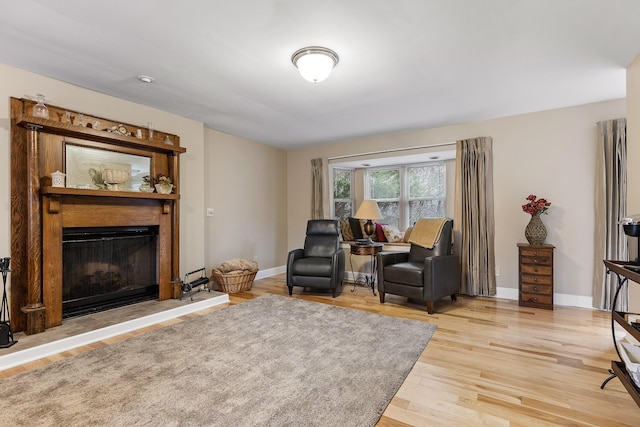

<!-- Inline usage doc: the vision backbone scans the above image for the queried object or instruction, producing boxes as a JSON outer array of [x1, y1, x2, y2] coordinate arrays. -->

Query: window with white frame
[[332, 168, 354, 219], [368, 163, 445, 230]]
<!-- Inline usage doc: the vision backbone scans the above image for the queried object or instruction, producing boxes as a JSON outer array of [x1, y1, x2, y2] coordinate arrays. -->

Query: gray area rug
[[1, 294, 436, 426]]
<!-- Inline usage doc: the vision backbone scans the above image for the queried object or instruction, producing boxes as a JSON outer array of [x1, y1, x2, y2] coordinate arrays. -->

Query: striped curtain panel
[[311, 158, 325, 219], [593, 118, 627, 311], [454, 137, 496, 296]]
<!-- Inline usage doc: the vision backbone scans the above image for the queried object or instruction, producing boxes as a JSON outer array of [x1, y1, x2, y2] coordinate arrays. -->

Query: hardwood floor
[[2, 274, 640, 426]]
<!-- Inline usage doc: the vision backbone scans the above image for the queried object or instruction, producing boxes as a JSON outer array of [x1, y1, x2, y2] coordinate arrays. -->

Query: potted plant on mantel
[[155, 173, 174, 194]]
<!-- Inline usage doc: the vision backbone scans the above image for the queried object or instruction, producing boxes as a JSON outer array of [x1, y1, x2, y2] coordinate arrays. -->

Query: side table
[[349, 242, 383, 295]]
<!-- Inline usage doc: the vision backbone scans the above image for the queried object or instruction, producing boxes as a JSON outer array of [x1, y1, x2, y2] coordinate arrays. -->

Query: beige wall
[[288, 99, 626, 306], [627, 54, 640, 310], [0, 63, 206, 289], [0, 60, 630, 309], [203, 128, 288, 270]]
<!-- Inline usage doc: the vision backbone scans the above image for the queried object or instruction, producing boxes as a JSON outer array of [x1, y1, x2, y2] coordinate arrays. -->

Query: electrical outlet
[[206, 208, 214, 217], [495, 266, 501, 276]]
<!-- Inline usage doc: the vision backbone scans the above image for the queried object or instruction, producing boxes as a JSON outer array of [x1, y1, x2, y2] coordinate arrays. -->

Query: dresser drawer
[[520, 248, 553, 258], [520, 255, 552, 266], [520, 265, 552, 276], [521, 274, 552, 285], [521, 283, 552, 295], [521, 292, 553, 305]]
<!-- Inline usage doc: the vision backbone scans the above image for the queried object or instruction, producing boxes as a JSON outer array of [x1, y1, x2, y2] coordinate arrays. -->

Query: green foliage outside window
[[333, 169, 353, 219], [409, 165, 445, 198], [370, 169, 400, 199], [333, 170, 352, 199]]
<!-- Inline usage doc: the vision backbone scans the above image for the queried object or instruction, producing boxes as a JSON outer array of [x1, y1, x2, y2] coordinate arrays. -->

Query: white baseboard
[[495, 287, 593, 309], [228, 267, 598, 310], [495, 286, 519, 301], [554, 293, 593, 309], [344, 271, 372, 283], [256, 265, 285, 279], [0, 293, 229, 372]]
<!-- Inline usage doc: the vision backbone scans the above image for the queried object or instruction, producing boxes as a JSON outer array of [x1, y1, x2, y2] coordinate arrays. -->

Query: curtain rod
[[327, 141, 456, 161]]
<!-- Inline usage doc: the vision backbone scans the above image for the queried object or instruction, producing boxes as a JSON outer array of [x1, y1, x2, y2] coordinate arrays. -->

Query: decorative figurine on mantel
[[139, 175, 154, 192]]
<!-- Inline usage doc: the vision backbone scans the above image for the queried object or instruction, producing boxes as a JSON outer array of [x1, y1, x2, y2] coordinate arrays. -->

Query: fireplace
[[10, 96, 184, 335], [62, 226, 159, 318]]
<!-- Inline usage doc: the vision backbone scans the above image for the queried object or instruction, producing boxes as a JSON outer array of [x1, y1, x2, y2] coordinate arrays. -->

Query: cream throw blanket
[[213, 258, 259, 275], [408, 218, 448, 249]]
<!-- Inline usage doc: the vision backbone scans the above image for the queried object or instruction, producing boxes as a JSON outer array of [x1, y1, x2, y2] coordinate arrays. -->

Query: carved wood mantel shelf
[[10, 97, 185, 335], [40, 186, 180, 200]]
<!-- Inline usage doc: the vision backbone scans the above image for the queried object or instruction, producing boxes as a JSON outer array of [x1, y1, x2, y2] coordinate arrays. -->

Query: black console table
[[601, 260, 640, 407]]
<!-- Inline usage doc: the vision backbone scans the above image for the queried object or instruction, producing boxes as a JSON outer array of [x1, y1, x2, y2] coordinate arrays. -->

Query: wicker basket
[[212, 270, 257, 293]]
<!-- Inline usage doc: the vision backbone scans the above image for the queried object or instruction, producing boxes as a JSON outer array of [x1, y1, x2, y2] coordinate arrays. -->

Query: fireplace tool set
[[181, 267, 210, 301], [0, 257, 17, 348]]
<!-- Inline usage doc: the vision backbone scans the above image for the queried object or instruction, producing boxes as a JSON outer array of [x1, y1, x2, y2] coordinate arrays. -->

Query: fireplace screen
[[62, 226, 159, 318]]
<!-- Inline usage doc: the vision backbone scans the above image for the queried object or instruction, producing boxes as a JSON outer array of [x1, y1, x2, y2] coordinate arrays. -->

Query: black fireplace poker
[[0, 257, 17, 348]]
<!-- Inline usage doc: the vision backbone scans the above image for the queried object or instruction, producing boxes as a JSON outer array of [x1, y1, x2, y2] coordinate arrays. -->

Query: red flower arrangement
[[522, 194, 551, 216]]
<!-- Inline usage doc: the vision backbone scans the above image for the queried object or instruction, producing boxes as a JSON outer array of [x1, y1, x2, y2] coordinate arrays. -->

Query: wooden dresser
[[517, 243, 554, 310]]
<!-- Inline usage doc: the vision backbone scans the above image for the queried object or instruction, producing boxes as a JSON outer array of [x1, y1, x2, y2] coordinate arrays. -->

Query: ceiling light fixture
[[291, 46, 339, 83], [137, 75, 154, 83]]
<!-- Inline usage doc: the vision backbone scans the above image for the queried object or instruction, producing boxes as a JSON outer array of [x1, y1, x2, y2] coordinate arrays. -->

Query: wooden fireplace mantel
[[10, 97, 185, 334]]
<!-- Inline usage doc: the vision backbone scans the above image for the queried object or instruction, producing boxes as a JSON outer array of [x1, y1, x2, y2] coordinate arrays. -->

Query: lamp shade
[[354, 200, 383, 221], [291, 46, 339, 83]]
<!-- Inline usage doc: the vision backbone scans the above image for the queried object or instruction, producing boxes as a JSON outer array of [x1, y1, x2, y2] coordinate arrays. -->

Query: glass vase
[[33, 94, 49, 119], [525, 213, 547, 245]]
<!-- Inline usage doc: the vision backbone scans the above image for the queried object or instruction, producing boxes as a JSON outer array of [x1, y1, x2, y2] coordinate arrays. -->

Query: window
[[332, 168, 354, 219], [407, 164, 446, 225], [369, 168, 401, 229], [368, 163, 445, 230]]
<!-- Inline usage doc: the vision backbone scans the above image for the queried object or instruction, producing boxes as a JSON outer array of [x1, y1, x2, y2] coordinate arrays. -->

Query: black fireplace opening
[[62, 226, 159, 319]]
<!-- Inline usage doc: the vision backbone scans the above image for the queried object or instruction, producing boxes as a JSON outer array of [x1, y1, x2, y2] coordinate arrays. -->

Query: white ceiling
[[1, 1, 639, 150]]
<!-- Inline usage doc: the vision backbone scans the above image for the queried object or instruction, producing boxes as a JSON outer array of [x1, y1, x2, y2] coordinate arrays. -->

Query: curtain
[[454, 137, 496, 296], [311, 158, 326, 219], [594, 118, 627, 311]]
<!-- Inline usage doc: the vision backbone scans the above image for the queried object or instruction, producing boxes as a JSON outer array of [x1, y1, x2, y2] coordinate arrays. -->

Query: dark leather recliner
[[376, 218, 460, 313], [287, 219, 345, 298]]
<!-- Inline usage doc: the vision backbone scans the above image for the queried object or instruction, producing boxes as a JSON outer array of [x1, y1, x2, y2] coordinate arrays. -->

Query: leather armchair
[[287, 219, 345, 298], [376, 218, 460, 313]]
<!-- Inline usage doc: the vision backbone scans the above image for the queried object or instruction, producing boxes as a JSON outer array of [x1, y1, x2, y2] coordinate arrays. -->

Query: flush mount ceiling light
[[291, 46, 339, 83], [137, 75, 154, 83]]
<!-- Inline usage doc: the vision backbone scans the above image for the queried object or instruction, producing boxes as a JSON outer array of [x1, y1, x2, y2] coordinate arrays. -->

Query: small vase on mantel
[[525, 212, 547, 245], [155, 183, 173, 194], [33, 94, 49, 119]]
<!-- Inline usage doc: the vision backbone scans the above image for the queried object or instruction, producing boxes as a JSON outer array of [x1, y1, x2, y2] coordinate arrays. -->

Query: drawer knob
[[534, 259, 539, 264], [534, 278, 538, 282], [534, 252, 538, 256], [533, 268, 538, 273], [534, 287, 538, 291], [531, 297, 538, 302]]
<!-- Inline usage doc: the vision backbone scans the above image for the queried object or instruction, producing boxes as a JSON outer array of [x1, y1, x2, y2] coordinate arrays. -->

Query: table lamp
[[354, 200, 383, 242]]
